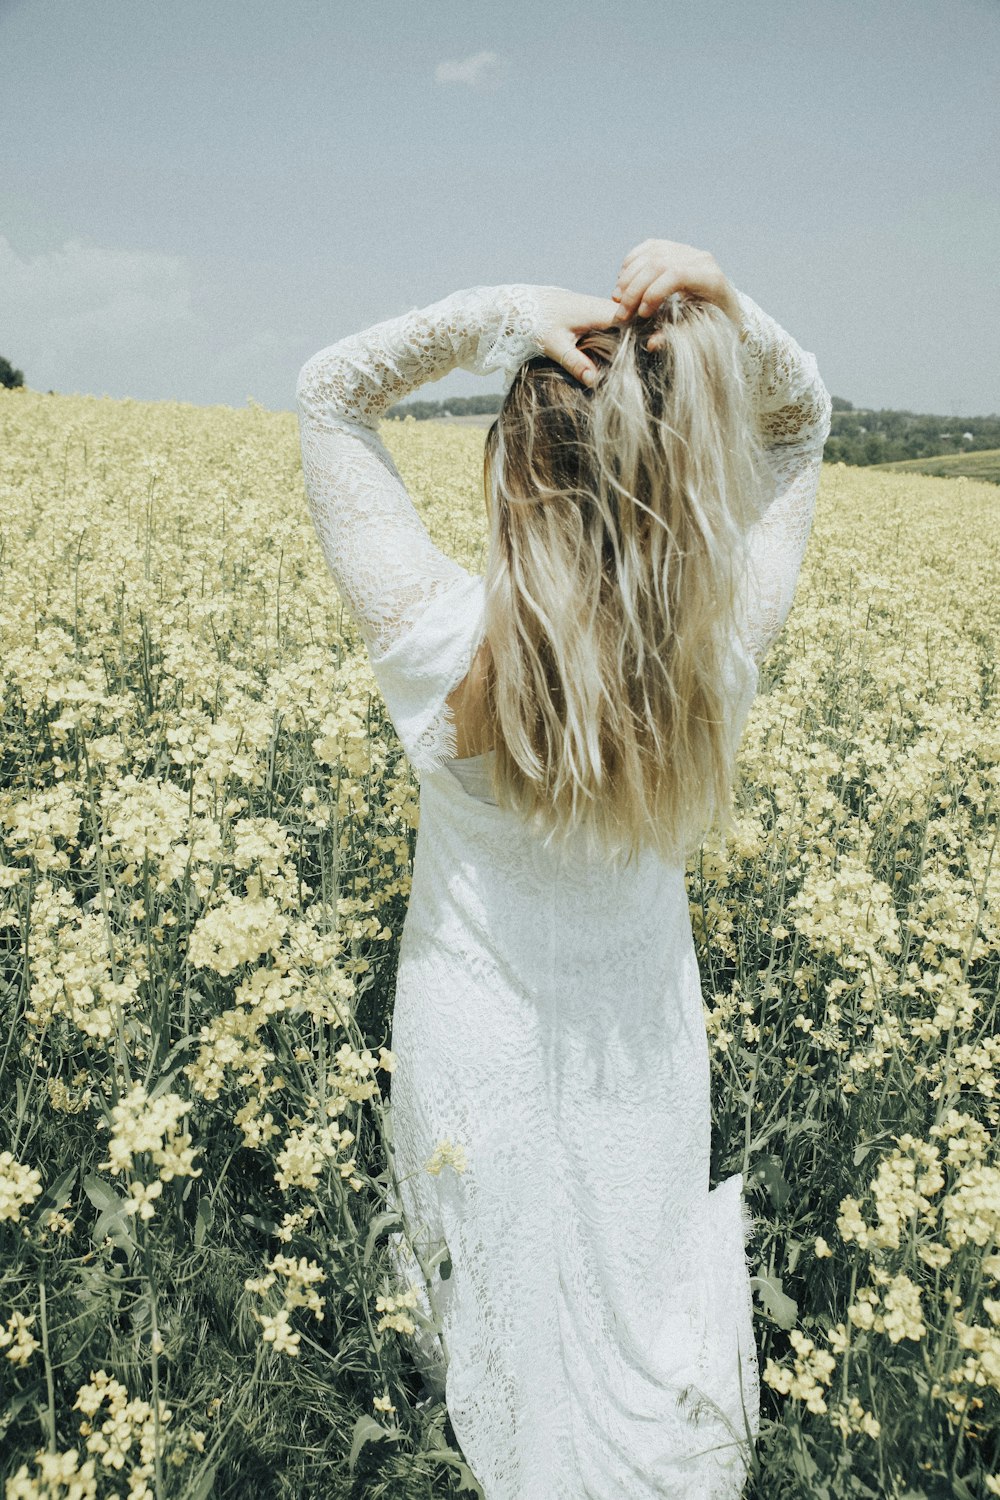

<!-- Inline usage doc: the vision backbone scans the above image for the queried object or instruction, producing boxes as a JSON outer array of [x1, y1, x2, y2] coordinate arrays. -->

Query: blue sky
[[2, 0, 998, 415]]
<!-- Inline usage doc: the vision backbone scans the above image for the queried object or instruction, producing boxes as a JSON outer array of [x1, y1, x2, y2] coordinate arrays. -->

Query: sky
[[2, 0, 998, 417]]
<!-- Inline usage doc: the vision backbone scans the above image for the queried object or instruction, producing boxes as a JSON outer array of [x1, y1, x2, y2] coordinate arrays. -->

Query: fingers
[[571, 352, 598, 388], [611, 262, 671, 324], [612, 265, 647, 315], [615, 239, 654, 283], [553, 336, 598, 389], [633, 270, 681, 318], [612, 239, 657, 301]]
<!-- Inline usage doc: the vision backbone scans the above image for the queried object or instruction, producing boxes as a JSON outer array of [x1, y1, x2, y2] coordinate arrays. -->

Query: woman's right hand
[[610, 239, 740, 350]]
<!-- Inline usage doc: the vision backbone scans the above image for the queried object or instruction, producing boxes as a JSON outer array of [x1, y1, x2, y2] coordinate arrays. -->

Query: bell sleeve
[[731, 289, 833, 666], [295, 284, 544, 771]]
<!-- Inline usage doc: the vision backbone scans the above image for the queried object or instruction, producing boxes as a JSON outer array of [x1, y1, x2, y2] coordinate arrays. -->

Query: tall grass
[[0, 390, 996, 1499]]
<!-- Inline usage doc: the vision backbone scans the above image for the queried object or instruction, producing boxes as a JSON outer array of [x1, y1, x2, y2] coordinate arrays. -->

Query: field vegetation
[[0, 389, 997, 1499]]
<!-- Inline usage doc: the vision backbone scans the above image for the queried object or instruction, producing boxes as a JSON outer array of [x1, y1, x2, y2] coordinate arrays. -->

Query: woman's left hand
[[532, 287, 621, 388]]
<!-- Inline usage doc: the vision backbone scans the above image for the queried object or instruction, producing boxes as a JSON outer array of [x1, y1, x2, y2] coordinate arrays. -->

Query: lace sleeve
[[295, 284, 543, 661], [295, 284, 544, 772], [732, 289, 833, 666]]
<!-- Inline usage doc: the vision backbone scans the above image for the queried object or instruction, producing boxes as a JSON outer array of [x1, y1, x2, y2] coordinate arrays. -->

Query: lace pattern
[[294, 283, 831, 1497], [296, 285, 544, 766], [732, 290, 833, 665], [383, 786, 763, 1499]]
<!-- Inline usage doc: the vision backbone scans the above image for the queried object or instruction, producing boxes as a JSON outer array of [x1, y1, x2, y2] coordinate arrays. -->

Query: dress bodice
[[445, 750, 499, 806]]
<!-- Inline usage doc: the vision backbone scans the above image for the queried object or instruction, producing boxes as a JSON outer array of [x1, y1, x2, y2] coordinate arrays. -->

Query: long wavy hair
[[477, 292, 772, 870]]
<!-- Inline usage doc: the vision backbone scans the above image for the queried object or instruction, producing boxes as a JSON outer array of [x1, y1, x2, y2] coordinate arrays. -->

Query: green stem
[[38, 1275, 56, 1454], [143, 1238, 166, 1499]]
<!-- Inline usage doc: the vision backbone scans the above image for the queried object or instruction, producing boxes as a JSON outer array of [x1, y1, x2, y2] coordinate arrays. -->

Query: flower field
[[0, 386, 997, 1500]]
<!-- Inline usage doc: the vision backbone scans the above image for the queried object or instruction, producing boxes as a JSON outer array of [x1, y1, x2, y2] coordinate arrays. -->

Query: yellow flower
[[375, 1285, 420, 1336], [0, 1311, 41, 1365], [763, 1330, 836, 1415], [255, 1308, 300, 1356], [122, 1179, 164, 1221], [0, 1152, 43, 1223], [424, 1138, 468, 1176]]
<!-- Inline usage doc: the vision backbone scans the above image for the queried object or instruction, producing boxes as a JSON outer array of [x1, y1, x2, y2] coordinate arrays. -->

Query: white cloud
[[434, 49, 503, 89], [0, 233, 206, 396]]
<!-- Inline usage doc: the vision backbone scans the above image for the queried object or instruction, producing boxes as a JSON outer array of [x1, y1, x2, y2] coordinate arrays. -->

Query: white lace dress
[[296, 283, 832, 1500]]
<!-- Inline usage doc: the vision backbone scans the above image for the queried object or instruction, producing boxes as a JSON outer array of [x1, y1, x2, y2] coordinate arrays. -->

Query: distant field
[[391, 412, 497, 428], [870, 446, 1000, 483], [403, 421, 1000, 480]]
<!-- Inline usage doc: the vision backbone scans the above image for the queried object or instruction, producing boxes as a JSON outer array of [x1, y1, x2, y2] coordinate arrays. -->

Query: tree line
[[0, 356, 25, 389], [386, 390, 1000, 468]]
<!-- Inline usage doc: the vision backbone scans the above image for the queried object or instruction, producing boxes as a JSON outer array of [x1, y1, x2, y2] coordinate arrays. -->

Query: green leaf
[[451, 1461, 484, 1496], [852, 1129, 894, 1167], [83, 1174, 137, 1260], [424, 1449, 485, 1498], [155, 1035, 199, 1074], [747, 1154, 790, 1211], [788, 1434, 820, 1484], [241, 1213, 279, 1236], [33, 1163, 79, 1219], [363, 1210, 402, 1267], [186, 1464, 218, 1500], [347, 1414, 401, 1473], [751, 1274, 798, 1329], [425, 1241, 451, 1277], [82, 1174, 121, 1215], [194, 1196, 215, 1250], [0, 1384, 41, 1439], [91, 1205, 137, 1259]]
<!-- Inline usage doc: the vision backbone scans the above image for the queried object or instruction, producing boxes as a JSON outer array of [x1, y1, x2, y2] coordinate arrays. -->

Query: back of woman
[[296, 238, 832, 1500]]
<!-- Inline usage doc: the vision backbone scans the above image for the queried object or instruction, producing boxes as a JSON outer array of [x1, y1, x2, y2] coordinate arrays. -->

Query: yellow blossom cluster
[[763, 1328, 837, 1414], [0, 1152, 44, 1223], [46, 1073, 94, 1114], [17, 879, 142, 1040], [5, 1370, 207, 1498], [72, 1369, 169, 1480], [273, 1119, 359, 1192], [273, 1204, 316, 1241], [96, 1083, 202, 1186], [829, 1108, 1000, 1432], [5, 1448, 99, 1500], [847, 1272, 926, 1343], [332, 1042, 384, 1103], [375, 1283, 421, 1336], [836, 1116, 999, 1270], [828, 1395, 881, 1441], [244, 1249, 327, 1357], [424, 1138, 469, 1176], [0, 1310, 41, 1365], [187, 893, 290, 976]]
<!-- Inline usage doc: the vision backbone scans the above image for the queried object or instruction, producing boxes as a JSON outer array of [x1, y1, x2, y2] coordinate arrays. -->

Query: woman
[[295, 238, 832, 1500]]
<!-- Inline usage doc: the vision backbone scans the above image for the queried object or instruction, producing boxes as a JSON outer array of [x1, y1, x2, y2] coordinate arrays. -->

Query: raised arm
[[731, 288, 833, 666], [295, 284, 543, 660]]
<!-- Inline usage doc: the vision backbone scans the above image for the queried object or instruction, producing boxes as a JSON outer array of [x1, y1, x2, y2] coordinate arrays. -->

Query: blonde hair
[[479, 293, 771, 870]]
